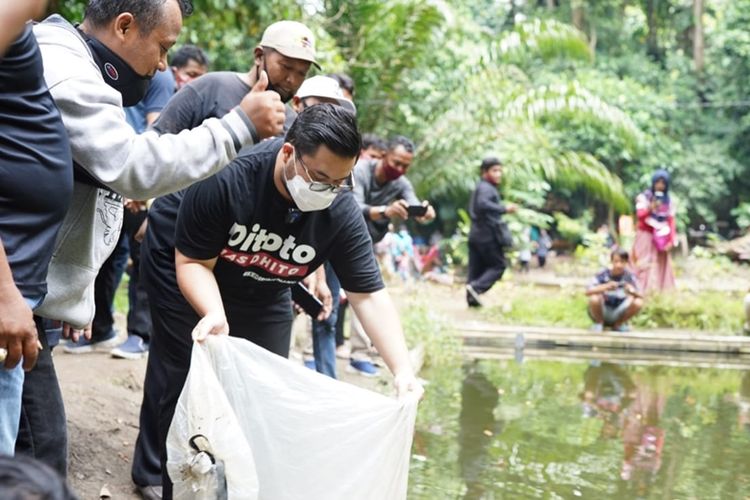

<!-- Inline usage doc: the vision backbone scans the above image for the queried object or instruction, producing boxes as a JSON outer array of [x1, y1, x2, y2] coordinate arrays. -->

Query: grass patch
[[482, 284, 745, 334], [401, 302, 463, 369]]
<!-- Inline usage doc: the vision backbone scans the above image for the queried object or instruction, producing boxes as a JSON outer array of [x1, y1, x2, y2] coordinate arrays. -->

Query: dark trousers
[[133, 249, 294, 497], [467, 239, 507, 294], [335, 300, 347, 347], [152, 300, 293, 499], [91, 232, 129, 340], [16, 317, 67, 476], [127, 242, 151, 341]]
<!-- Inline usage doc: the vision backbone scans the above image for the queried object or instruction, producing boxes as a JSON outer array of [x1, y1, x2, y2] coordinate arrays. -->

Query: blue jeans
[[0, 364, 23, 455], [311, 263, 340, 378]]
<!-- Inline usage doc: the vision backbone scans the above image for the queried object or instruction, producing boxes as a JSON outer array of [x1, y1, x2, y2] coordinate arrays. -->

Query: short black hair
[[327, 73, 355, 96], [170, 44, 209, 68], [611, 247, 629, 262], [387, 135, 415, 154], [480, 156, 502, 172], [361, 133, 385, 151], [286, 104, 361, 159], [0, 455, 78, 500], [84, 0, 193, 35]]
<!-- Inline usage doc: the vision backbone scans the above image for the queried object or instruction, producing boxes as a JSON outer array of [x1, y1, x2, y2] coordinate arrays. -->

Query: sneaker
[[347, 359, 380, 377], [590, 323, 604, 333], [613, 324, 630, 332], [111, 335, 149, 359], [466, 284, 483, 307], [63, 330, 118, 354], [303, 359, 316, 370]]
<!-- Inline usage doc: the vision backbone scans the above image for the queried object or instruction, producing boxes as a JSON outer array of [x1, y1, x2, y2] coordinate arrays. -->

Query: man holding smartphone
[[349, 135, 435, 375]]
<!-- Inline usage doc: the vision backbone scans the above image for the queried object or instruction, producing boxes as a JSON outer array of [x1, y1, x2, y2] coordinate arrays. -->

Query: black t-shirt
[[152, 71, 297, 141], [0, 26, 73, 299], [150, 139, 383, 323]]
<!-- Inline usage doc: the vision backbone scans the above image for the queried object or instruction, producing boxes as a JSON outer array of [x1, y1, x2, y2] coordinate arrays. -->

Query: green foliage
[[731, 202, 750, 230], [400, 302, 462, 370], [483, 284, 745, 334], [631, 290, 745, 332], [554, 211, 594, 245], [44, 0, 750, 234]]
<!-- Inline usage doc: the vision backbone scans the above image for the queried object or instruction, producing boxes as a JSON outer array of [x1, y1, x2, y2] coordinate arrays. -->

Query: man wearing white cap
[[291, 75, 356, 114], [130, 20, 320, 500], [289, 76, 355, 379], [154, 20, 319, 135]]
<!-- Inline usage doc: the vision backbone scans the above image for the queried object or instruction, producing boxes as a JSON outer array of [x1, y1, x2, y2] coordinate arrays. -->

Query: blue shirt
[[124, 68, 175, 133]]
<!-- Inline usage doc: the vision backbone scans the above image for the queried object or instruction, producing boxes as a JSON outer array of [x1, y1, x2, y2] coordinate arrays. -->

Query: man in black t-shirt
[[143, 105, 423, 497], [129, 21, 320, 497]]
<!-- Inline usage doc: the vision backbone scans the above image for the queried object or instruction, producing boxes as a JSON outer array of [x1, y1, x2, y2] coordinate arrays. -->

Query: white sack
[[167, 335, 418, 500]]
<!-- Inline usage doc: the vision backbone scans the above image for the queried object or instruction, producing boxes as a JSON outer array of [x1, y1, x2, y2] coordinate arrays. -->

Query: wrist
[[378, 206, 387, 219]]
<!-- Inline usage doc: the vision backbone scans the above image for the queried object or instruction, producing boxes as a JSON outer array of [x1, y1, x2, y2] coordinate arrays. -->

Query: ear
[[254, 46, 264, 65], [281, 143, 295, 162], [291, 96, 303, 113], [113, 12, 135, 41]]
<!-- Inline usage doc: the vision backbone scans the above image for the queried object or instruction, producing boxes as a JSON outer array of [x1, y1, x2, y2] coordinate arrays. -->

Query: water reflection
[[410, 358, 750, 499], [618, 370, 666, 498], [459, 363, 500, 499]]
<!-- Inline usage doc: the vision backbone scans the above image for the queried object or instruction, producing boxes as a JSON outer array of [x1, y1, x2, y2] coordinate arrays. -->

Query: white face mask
[[283, 159, 338, 212]]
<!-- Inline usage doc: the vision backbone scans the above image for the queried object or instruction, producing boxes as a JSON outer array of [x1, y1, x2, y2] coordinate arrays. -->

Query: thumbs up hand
[[238, 70, 286, 140]]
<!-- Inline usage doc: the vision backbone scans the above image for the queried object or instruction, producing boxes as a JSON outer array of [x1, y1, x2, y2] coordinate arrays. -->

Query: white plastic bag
[[167, 335, 418, 500]]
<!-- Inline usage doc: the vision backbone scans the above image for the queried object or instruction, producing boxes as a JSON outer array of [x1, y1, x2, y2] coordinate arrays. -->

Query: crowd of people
[[0, 2, 427, 498], [0, 0, 691, 498]]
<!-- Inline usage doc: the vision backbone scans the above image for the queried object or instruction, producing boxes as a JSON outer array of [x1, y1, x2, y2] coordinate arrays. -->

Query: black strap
[[73, 161, 110, 190]]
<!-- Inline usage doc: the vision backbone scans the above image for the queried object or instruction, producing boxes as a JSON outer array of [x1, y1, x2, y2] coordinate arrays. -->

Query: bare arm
[[175, 249, 228, 339], [0, 239, 38, 370], [347, 288, 424, 399], [0, 0, 47, 56], [585, 282, 617, 296]]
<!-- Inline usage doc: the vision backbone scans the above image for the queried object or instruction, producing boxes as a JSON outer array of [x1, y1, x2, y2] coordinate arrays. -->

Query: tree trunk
[[547, 0, 556, 8], [572, 0, 585, 31], [589, 24, 597, 54], [645, 0, 662, 64], [693, 0, 705, 73]]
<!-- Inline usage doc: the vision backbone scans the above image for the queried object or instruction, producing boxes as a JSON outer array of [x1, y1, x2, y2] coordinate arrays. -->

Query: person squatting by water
[[586, 248, 644, 333]]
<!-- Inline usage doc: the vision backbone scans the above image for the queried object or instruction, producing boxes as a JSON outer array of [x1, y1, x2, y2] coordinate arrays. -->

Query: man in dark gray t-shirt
[[348, 135, 435, 375], [352, 135, 436, 244]]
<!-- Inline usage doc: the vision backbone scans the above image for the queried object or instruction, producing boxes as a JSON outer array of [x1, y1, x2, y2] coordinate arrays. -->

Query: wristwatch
[[378, 206, 387, 219]]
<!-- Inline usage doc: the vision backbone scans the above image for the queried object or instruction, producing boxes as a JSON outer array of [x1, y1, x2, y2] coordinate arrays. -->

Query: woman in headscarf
[[631, 170, 676, 292]]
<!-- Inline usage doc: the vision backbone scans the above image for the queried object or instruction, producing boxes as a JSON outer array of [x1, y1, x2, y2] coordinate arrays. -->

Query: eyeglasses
[[295, 153, 355, 193]]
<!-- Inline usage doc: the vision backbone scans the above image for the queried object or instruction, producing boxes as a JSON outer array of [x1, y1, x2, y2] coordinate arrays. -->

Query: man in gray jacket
[[18, 0, 286, 475]]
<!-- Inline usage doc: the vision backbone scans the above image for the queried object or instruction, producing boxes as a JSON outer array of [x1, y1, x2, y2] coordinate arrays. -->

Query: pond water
[[408, 355, 750, 499]]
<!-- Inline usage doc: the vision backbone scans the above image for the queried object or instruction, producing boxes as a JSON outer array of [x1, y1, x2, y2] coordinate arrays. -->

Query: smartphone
[[407, 205, 428, 217], [291, 283, 324, 318]]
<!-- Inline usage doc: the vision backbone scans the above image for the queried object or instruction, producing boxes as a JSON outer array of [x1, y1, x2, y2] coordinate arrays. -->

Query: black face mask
[[78, 28, 152, 106], [257, 60, 292, 103]]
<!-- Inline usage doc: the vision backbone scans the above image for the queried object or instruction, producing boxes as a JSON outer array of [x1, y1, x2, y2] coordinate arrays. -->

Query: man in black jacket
[[466, 157, 517, 307]]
